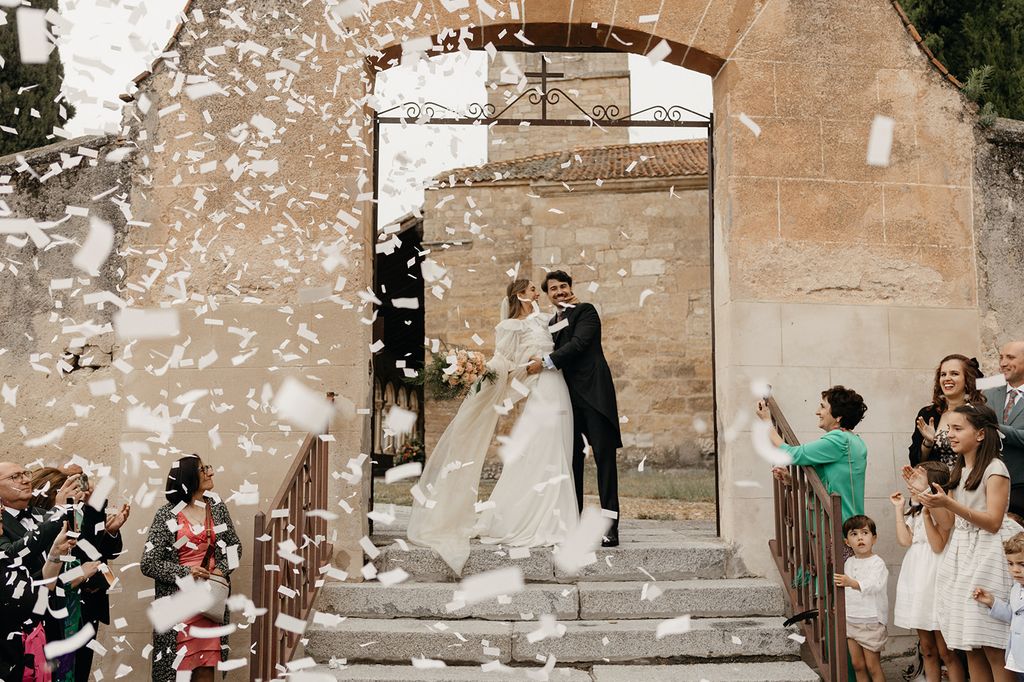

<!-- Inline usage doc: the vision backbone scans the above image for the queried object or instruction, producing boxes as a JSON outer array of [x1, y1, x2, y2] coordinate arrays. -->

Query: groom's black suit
[[548, 301, 621, 537]]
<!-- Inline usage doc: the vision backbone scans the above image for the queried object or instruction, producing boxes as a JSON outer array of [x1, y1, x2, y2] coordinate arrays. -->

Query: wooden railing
[[250, 395, 335, 682], [766, 395, 848, 682]]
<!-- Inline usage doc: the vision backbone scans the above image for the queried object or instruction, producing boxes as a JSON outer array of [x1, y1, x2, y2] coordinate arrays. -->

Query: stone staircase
[[297, 511, 820, 681]]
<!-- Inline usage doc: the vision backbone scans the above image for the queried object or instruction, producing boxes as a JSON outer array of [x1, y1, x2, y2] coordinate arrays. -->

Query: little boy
[[835, 514, 888, 682], [973, 531, 1024, 681]]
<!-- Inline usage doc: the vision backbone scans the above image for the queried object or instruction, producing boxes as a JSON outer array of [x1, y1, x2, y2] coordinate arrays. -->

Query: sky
[[52, 1, 712, 225]]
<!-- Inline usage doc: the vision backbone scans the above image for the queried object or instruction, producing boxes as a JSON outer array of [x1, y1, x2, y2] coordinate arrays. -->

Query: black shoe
[[601, 535, 619, 548]]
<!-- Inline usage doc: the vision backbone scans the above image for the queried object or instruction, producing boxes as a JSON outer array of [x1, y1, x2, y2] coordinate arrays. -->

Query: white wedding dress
[[406, 310, 578, 574]]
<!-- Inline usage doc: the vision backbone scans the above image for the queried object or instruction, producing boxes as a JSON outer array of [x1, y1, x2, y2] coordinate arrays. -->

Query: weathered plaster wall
[[975, 117, 1024, 356], [0, 134, 128, 467]]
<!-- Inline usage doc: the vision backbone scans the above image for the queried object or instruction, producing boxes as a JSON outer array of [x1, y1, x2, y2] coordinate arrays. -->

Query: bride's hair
[[505, 279, 531, 319]]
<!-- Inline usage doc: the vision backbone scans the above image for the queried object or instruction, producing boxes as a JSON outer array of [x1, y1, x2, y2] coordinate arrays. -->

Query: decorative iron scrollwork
[[376, 87, 709, 128]]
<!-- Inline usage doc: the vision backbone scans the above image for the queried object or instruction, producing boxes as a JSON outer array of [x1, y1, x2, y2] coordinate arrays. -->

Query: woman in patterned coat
[[141, 455, 241, 682]]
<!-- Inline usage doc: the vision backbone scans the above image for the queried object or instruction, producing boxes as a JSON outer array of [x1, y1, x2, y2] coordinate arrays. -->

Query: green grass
[[373, 464, 716, 507]]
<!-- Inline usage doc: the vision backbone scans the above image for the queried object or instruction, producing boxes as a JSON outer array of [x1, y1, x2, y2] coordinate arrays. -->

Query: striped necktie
[[1005, 388, 1020, 423]]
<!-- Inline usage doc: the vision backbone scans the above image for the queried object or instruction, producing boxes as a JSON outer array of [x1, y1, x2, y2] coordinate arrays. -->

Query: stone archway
[[354, 0, 977, 575]]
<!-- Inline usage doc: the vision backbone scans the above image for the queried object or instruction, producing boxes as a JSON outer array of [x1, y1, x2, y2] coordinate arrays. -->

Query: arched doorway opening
[[365, 28, 722, 530]]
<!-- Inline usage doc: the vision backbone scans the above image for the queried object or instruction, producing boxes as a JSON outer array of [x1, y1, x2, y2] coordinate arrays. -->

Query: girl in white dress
[[921, 404, 1023, 682], [406, 279, 578, 575], [892, 461, 964, 682]]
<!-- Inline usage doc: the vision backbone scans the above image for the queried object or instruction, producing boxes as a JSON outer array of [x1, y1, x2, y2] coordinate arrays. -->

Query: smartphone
[[66, 497, 78, 533], [79, 474, 89, 492]]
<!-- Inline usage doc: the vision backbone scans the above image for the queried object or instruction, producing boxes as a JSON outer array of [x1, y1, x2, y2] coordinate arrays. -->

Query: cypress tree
[[902, 0, 1024, 120], [0, 0, 76, 157]]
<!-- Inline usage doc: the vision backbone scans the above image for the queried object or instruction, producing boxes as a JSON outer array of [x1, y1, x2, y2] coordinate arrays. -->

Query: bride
[[406, 278, 579, 574]]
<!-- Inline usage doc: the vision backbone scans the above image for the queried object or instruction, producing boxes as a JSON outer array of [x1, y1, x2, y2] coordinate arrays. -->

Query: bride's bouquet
[[409, 347, 497, 400]]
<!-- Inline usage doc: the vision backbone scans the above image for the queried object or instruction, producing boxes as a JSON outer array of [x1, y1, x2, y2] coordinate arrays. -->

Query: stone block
[[820, 117, 919, 184], [727, 301, 782, 366], [577, 578, 785, 619], [884, 184, 973, 248], [780, 303, 889, 369], [591, 662, 821, 681], [316, 582, 578, 621], [554, 540, 731, 582], [306, 618, 513, 664], [376, 543, 556, 583], [631, 258, 666, 277], [511, 617, 799, 663], [779, 179, 884, 243], [722, 177, 779, 241], [711, 59, 776, 118], [775, 63, 879, 120], [731, 117, 824, 178], [828, 367, 933, 433], [887, 307, 979, 369]]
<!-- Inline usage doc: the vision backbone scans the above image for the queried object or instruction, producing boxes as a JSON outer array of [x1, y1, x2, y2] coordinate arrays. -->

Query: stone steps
[[315, 578, 785, 621], [299, 661, 820, 681], [303, 616, 801, 665], [374, 539, 742, 583]]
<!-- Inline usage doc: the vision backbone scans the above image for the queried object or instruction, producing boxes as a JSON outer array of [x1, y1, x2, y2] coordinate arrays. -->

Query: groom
[[528, 270, 622, 546]]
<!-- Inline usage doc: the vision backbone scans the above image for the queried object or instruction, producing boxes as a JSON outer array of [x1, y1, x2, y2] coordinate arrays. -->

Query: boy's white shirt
[[844, 553, 889, 625]]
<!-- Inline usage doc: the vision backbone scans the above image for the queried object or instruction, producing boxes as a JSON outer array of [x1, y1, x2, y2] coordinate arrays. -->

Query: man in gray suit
[[985, 340, 1024, 517]]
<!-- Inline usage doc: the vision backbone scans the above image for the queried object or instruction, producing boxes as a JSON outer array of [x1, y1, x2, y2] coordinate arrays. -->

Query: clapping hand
[[918, 482, 950, 509], [104, 503, 131, 534], [916, 416, 937, 444], [901, 465, 929, 497]]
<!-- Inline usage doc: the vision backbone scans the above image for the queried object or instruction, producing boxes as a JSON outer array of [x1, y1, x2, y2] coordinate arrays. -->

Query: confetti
[[655, 615, 692, 639], [866, 114, 895, 167], [113, 308, 180, 341], [646, 39, 671, 64], [977, 374, 1007, 390], [272, 377, 335, 434], [554, 507, 612, 574], [738, 113, 761, 138], [16, 8, 51, 64]]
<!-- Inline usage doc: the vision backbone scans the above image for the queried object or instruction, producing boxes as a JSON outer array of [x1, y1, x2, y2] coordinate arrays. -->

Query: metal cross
[[524, 56, 564, 120]]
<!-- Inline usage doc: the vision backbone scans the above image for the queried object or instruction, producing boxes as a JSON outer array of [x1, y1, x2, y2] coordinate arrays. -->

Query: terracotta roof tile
[[437, 139, 708, 185]]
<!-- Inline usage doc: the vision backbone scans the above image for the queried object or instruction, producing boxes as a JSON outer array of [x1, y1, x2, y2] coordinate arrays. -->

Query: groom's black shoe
[[601, 533, 619, 548]]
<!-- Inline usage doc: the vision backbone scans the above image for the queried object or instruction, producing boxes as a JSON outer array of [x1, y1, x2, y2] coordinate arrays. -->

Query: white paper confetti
[[646, 39, 671, 64], [866, 114, 895, 167], [272, 377, 335, 434], [738, 113, 761, 138], [72, 216, 115, 276], [655, 615, 692, 639], [113, 308, 180, 341]]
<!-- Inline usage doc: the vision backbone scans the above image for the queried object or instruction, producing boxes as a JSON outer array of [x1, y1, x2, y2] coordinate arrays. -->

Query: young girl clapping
[[892, 461, 964, 681], [920, 404, 1023, 682]]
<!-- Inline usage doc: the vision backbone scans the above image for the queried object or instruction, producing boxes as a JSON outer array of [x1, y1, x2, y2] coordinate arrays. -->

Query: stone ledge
[[510, 617, 800, 663], [590, 661, 820, 681]]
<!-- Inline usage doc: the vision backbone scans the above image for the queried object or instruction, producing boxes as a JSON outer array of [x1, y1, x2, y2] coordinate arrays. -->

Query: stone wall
[[975, 117, 1024, 356], [421, 176, 712, 470]]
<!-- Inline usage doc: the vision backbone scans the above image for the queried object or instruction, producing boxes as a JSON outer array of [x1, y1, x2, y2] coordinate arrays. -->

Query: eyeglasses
[[0, 471, 30, 483], [201, 465, 214, 474]]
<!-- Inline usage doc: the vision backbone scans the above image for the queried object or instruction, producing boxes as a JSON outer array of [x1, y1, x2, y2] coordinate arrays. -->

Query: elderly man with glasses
[[0, 461, 81, 578]]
